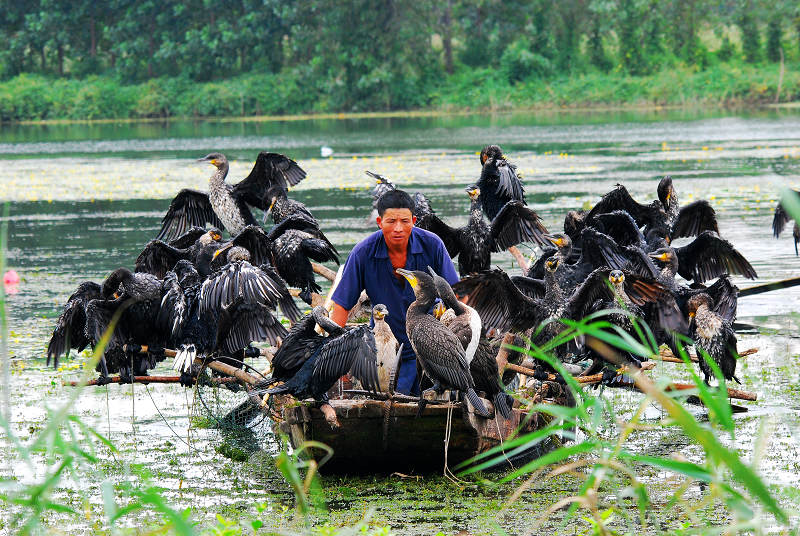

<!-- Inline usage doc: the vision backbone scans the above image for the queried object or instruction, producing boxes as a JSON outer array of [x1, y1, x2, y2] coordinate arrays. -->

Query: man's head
[[376, 189, 416, 249]]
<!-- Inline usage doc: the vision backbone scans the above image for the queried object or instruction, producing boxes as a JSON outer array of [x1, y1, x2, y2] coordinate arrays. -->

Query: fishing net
[[190, 355, 279, 461]]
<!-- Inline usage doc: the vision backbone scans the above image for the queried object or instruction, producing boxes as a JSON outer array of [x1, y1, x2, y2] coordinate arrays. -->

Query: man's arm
[[330, 302, 349, 327]]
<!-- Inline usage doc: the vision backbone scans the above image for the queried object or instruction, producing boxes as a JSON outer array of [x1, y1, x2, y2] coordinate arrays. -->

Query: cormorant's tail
[[494, 392, 513, 420], [465, 388, 490, 418]]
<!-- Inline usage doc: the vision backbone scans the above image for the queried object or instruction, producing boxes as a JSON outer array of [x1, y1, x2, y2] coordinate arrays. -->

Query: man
[[330, 189, 459, 395]]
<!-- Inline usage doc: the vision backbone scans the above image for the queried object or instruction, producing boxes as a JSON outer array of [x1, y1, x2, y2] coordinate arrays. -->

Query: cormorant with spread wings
[[156, 152, 306, 241]]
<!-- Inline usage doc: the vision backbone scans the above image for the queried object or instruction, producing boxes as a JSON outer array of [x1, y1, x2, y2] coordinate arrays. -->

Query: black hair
[[376, 189, 415, 217]]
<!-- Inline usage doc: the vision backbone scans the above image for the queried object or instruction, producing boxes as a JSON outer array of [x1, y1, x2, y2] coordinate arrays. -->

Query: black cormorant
[[647, 232, 756, 284], [47, 281, 103, 368], [264, 306, 379, 402], [687, 293, 740, 384], [136, 227, 223, 278], [477, 145, 525, 221], [417, 186, 548, 276], [396, 268, 490, 418]]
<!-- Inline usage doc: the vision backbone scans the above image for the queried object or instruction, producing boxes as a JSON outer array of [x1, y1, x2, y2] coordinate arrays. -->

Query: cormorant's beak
[[213, 242, 234, 260], [544, 234, 564, 247], [112, 291, 121, 299], [466, 188, 479, 199], [433, 302, 446, 319], [648, 252, 670, 262], [688, 311, 695, 320], [365, 170, 382, 183], [268, 197, 277, 212], [396, 268, 418, 289], [665, 236, 671, 245]]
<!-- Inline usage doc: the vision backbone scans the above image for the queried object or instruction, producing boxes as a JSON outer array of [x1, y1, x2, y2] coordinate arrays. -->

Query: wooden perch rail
[[655, 347, 758, 364], [504, 361, 756, 402]]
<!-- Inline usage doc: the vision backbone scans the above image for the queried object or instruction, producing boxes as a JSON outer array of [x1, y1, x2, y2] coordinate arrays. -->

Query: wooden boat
[[277, 386, 569, 474]]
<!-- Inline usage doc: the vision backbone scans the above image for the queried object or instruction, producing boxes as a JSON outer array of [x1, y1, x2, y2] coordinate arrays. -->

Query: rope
[[143, 383, 209, 460], [442, 402, 467, 486]]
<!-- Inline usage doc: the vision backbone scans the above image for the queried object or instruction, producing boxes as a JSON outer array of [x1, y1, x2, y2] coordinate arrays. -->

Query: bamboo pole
[[504, 361, 755, 401], [655, 347, 758, 364], [311, 262, 337, 282], [65, 375, 237, 387], [507, 246, 530, 272]]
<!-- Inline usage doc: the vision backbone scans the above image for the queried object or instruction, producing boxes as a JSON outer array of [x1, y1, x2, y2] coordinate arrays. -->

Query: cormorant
[[429, 268, 512, 419], [156, 152, 306, 240], [47, 281, 103, 368], [395, 268, 490, 418], [772, 190, 800, 255], [647, 232, 757, 284], [365, 170, 434, 221], [136, 227, 223, 278], [417, 186, 549, 276], [478, 145, 525, 221], [372, 304, 403, 393], [687, 293, 740, 384], [85, 268, 169, 383], [264, 306, 379, 402], [584, 177, 718, 239]]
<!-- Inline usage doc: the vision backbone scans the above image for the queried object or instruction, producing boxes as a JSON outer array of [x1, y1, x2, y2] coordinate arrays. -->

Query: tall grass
[[458, 306, 789, 533]]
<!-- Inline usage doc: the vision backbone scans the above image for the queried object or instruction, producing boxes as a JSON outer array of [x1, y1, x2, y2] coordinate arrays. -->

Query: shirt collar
[[373, 227, 424, 259]]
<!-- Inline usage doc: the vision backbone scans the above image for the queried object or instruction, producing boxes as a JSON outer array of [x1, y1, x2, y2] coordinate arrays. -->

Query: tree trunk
[[57, 44, 64, 76], [40, 46, 46, 71], [441, 0, 454, 74], [90, 16, 97, 57], [147, 21, 155, 78]]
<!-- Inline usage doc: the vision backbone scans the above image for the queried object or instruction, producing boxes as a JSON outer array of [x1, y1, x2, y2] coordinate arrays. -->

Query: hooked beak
[[396, 268, 418, 289], [544, 234, 564, 248], [688, 311, 695, 320], [213, 242, 234, 261], [648, 252, 670, 262], [433, 302, 446, 319]]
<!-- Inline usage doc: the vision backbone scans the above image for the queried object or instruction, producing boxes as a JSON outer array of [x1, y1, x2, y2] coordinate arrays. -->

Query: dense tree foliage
[[0, 0, 798, 117]]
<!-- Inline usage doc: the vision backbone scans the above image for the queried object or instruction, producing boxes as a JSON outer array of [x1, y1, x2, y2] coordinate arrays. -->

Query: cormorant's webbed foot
[[118, 368, 134, 385], [95, 374, 113, 386], [416, 398, 428, 419]]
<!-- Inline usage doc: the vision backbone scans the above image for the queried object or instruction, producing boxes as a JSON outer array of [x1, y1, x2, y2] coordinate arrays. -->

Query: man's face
[[377, 208, 416, 249]]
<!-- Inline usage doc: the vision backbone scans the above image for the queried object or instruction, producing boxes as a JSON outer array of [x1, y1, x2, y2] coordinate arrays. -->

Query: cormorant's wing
[[135, 240, 188, 279], [47, 281, 102, 367], [773, 202, 791, 238], [586, 184, 655, 228], [566, 268, 665, 320], [271, 315, 322, 374], [215, 297, 288, 351], [671, 200, 719, 239], [200, 261, 285, 315], [409, 315, 473, 390], [230, 225, 274, 266], [259, 264, 302, 323], [313, 325, 379, 393], [484, 158, 525, 201], [581, 228, 659, 278], [156, 189, 223, 241], [452, 269, 542, 333], [675, 231, 757, 283], [591, 210, 644, 247], [490, 200, 549, 251], [415, 214, 462, 258], [157, 271, 187, 341], [168, 226, 212, 249], [232, 152, 306, 210], [510, 275, 547, 299], [300, 236, 340, 264], [267, 214, 317, 240], [703, 275, 739, 323]]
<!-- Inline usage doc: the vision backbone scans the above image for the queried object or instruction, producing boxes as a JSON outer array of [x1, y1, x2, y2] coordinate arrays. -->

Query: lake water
[[2, 109, 800, 533]]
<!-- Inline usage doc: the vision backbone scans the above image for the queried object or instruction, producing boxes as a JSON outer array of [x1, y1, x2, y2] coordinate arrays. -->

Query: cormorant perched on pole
[[396, 268, 490, 418], [156, 152, 306, 240]]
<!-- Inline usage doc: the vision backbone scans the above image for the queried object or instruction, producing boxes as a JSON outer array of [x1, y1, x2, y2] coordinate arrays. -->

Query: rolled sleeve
[[330, 249, 364, 311]]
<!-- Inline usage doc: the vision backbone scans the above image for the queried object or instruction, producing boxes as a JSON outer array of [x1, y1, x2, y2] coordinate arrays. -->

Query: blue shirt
[[331, 227, 459, 395]]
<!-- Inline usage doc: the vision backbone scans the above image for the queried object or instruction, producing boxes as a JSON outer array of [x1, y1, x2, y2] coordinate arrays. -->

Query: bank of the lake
[[1, 62, 799, 123]]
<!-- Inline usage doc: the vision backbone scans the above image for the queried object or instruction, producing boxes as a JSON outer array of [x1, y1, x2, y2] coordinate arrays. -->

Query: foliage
[[0, 0, 799, 120]]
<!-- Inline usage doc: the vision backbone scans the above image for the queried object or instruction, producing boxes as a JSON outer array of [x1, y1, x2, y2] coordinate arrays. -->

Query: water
[[2, 109, 800, 533]]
